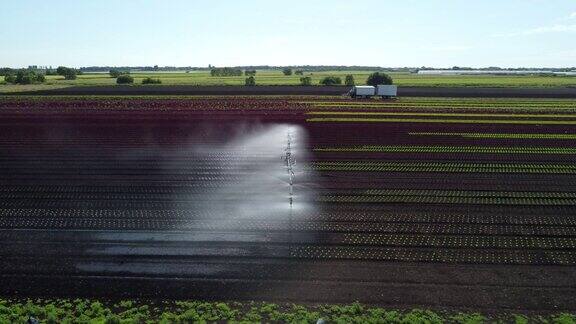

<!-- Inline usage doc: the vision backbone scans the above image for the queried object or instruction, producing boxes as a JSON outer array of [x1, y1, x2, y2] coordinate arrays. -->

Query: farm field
[[1, 95, 576, 315], [2, 70, 576, 93]]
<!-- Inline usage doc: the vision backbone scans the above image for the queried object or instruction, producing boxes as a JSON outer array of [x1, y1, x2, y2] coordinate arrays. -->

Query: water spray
[[284, 131, 296, 207]]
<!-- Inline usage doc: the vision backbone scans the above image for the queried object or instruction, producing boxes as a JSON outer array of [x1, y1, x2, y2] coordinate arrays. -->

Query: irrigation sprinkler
[[285, 131, 296, 207], [285, 130, 296, 251]]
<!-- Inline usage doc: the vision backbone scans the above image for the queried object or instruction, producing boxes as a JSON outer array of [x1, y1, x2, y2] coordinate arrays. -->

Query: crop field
[[2, 71, 576, 93], [1, 95, 576, 314]]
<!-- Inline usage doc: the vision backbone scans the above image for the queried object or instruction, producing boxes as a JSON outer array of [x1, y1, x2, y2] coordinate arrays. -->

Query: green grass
[[2, 70, 576, 93], [0, 298, 574, 323], [314, 145, 576, 154]]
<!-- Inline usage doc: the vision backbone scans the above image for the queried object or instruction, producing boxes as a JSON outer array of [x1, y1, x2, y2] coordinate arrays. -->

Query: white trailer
[[376, 85, 397, 98], [348, 86, 375, 98]]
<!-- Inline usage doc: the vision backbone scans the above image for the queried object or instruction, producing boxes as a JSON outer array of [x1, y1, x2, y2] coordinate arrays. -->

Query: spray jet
[[285, 131, 296, 207]]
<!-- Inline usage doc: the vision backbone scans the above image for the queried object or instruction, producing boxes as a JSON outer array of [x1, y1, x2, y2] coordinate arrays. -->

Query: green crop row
[[318, 195, 576, 205], [410, 132, 576, 139], [2, 298, 572, 323], [292, 245, 576, 265], [314, 145, 576, 154], [307, 117, 576, 125], [312, 161, 576, 173], [307, 111, 576, 118], [0, 298, 517, 324], [343, 233, 576, 249], [362, 189, 576, 198], [309, 102, 576, 107]]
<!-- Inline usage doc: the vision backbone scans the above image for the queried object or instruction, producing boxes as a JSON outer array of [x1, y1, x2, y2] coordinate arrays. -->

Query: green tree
[[56, 66, 78, 80], [282, 68, 293, 76], [56, 66, 68, 76], [299, 76, 312, 86], [245, 76, 256, 86], [366, 72, 393, 86], [210, 67, 242, 77], [63, 69, 77, 80], [0, 68, 14, 76], [245, 70, 256, 76], [4, 74, 16, 84], [116, 75, 134, 84], [295, 70, 304, 75], [14, 70, 45, 84], [319, 76, 342, 85], [109, 69, 123, 78], [142, 77, 161, 84], [345, 75, 355, 86]]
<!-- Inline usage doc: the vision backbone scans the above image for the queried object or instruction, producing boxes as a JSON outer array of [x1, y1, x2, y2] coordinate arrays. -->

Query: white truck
[[348, 86, 375, 98], [376, 85, 397, 98], [348, 85, 397, 99]]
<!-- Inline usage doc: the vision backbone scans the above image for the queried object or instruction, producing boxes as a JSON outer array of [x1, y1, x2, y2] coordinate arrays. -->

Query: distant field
[[2, 70, 576, 93]]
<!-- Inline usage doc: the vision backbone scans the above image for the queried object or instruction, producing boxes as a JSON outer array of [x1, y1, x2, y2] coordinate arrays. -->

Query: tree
[[63, 69, 77, 80], [295, 70, 304, 75], [142, 77, 162, 84], [13, 70, 45, 84], [366, 72, 393, 86], [4, 74, 16, 84], [56, 66, 68, 76], [319, 76, 342, 85], [245, 76, 256, 86], [299, 77, 312, 86], [56, 66, 77, 80], [116, 75, 134, 84], [282, 68, 292, 76], [109, 69, 123, 78], [345, 75, 355, 86], [210, 67, 242, 77], [245, 70, 256, 76], [0, 68, 14, 76]]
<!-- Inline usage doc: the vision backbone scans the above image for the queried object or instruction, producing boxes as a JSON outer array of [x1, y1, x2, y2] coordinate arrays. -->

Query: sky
[[1, 0, 575, 68]]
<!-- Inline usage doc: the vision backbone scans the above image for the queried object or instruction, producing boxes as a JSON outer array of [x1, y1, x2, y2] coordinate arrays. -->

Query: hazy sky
[[1, 0, 575, 68]]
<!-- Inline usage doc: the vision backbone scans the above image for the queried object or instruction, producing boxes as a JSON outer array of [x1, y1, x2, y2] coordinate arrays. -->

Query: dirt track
[[7, 85, 576, 98], [1, 101, 576, 312]]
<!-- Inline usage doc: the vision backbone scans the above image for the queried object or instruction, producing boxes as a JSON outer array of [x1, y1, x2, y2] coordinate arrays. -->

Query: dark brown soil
[[1, 100, 576, 312]]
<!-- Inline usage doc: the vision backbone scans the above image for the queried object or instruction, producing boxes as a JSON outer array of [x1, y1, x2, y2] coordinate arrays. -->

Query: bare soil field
[[1, 97, 576, 313]]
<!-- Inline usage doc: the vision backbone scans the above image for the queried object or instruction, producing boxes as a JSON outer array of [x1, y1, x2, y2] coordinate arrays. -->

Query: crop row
[[3, 217, 576, 237], [362, 189, 576, 198], [3, 207, 576, 225], [319, 195, 576, 205], [342, 233, 576, 249], [0, 98, 311, 111], [307, 117, 576, 125], [291, 246, 576, 265], [312, 161, 576, 174], [409, 132, 576, 139], [314, 145, 576, 154], [307, 111, 576, 119], [305, 98, 576, 107]]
